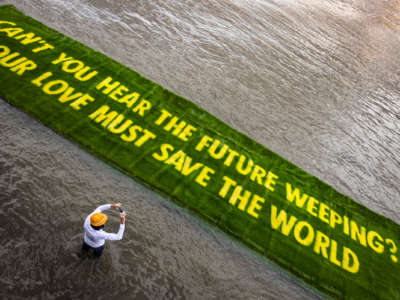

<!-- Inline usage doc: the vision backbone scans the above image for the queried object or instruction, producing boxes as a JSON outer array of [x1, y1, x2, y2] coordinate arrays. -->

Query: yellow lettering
[[178, 124, 197, 141], [270, 205, 297, 236], [247, 194, 265, 218], [223, 149, 239, 166], [0, 45, 10, 57], [132, 99, 151, 116], [52, 52, 72, 65], [0, 52, 25, 67], [293, 221, 314, 246], [0, 21, 16, 27], [31, 72, 52, 87], [195, 135, 213, 152], [350, 220, 367, 247], [208, 139, 227, 159], [0, 27, 23, 37], [264, 171, 278, 192], [367, 230, 384, 253], [313, 231, 330, 259], [69, 94, 94, 110], [121, 125, 142, 142], [119, 92, 139, 108], [330, 209, 342, 229], [306, 197, 319, 217], [15, 32, 42, 45], [58, 87, 82, 103], [154, 109, 172, 125], [152, 143, 174, 161], [236, 155, 253, 175], [318, 202, 330, 224], [181, 158, 204, 176], [329, 240, 342, 267], [134, 129, 156, 147], [229, 186, 250, 211], [108, 117, 133, 134], [32, 43, 54, 53], [74, 66, 98, 81], [166, 150, 186, 171], [343, 215, 350, 235], [195, 166, 215, 187], [62, 59, 84, 73], [42, 80, 68, 95], [10, 59, 36, 75], [96, 76, 120, 94], [250, 165, 266, 185], [342, 247, 359, 273], [110, 85, 129, 101], [164, 116, 186, 134], [88, 105, 118, 127], [286, 183, 308, 208], [219, 176, 237, 198]]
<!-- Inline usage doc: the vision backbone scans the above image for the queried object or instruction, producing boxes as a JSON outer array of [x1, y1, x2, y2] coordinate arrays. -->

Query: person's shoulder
[[98, 229, 109, 236]]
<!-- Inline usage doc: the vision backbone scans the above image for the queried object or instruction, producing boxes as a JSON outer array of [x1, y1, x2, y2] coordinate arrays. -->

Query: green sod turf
[[0, 5, 399, 299]]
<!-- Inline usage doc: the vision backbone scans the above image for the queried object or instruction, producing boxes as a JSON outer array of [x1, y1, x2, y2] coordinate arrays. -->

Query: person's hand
[[120, 211, 126, 224], [111, 203, 121, 210]]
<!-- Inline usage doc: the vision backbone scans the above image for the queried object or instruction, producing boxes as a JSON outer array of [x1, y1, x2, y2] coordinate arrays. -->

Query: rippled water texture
[[1, 0, 399, 299]]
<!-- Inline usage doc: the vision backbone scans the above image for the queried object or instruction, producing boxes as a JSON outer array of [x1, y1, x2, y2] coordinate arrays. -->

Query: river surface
[[1, 0, 399, 299]]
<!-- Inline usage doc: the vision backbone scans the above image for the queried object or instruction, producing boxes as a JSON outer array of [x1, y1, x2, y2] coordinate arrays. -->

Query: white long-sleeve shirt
[[83, 204, 125, 248]]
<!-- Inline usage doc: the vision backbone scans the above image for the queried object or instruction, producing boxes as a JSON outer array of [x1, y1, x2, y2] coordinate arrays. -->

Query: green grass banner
[[0, 5, 399, 299]]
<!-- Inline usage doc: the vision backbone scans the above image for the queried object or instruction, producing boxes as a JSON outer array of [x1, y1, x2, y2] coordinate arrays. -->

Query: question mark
[[385, 239, 398, 263]]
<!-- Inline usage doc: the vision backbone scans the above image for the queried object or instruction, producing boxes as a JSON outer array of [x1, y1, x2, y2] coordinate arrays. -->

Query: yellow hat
[[90, 213, 108, 227]]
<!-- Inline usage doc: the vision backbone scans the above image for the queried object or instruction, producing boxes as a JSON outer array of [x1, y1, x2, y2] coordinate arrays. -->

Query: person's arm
[[98, 211, 126, 241], [83, 203, 120, 228], [94, 203, 121, 213], [95, 204, 112, 212], [110, 203, 121, 210]]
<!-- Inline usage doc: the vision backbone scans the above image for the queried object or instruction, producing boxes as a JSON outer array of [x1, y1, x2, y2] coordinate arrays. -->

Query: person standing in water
[[82, 203, 126, 257]]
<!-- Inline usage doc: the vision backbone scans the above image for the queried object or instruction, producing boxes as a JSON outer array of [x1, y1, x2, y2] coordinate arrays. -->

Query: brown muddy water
[[1, 0, 399, 299]]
